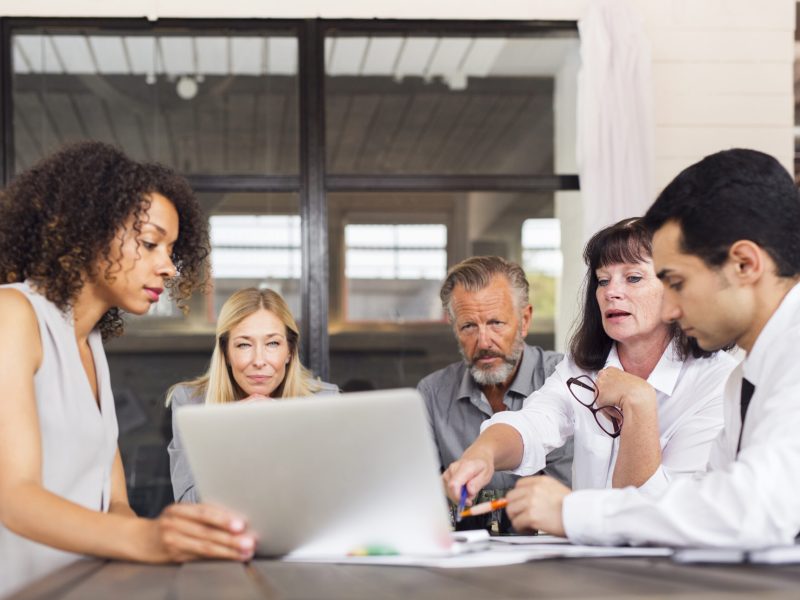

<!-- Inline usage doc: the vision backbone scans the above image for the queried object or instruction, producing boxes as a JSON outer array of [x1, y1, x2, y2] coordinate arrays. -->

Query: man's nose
[[476, 326, 493, 349], [661, 292, 681, 323]]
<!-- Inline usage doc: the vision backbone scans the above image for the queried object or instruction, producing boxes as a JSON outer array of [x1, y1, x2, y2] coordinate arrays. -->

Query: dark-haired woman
[[443, 218, 737, 528], [0, 142, 255, 596]]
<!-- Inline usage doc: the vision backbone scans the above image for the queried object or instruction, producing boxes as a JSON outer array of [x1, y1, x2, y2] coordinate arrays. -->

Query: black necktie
[[736, 378, 755, 454]]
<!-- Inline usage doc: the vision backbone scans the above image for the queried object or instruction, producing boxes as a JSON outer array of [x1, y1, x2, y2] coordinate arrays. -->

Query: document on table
[[489, 534, 571, 545], [489, 537, 672, 559], [282, 532, 673, 568]]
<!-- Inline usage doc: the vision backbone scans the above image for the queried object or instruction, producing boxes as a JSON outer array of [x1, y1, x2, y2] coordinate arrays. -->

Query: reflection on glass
[[12, 31, 299, 175], [345, 224, 447, 281], [344, 224, 446, 321], [206, 197, 301, 321], [522, 218, 562, 327], [210, 215, 301, 280], [324, 34, 578, 175]]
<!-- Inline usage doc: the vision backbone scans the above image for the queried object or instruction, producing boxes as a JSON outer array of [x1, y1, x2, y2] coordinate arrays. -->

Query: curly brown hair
[[0, 141, 210, 339]]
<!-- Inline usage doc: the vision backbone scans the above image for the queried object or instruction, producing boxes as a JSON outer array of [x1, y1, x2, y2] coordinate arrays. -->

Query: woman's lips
[[605, 310, 631, 320], [144, 287, 162, 302]]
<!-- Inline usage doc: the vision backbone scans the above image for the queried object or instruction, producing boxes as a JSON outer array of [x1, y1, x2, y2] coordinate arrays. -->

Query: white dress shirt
[[563, 283, 800, 549], [482, 341, 737, 495]]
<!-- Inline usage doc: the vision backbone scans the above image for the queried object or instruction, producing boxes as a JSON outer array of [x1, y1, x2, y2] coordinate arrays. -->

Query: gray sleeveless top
[[0, 282, 119, 597]]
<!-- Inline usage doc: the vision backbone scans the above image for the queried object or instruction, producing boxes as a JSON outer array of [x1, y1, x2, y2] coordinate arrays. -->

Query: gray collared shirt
[[417, 343, 573, 490]]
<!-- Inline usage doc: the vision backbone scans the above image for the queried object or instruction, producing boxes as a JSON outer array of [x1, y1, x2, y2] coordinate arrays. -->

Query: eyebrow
[[655, 268, 672, 281], [233, 333, 286, 340], [141, 222, 168, 236]]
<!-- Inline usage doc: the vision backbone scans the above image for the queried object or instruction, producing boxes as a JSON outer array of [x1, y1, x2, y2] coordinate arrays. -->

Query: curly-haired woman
[[0, 142, 255, 596]]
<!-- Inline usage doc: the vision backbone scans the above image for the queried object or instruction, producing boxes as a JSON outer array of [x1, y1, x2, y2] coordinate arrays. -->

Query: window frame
[[0, 16, 580, 380]]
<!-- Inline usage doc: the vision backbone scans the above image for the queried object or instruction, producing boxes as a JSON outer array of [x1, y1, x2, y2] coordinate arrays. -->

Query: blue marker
[[455, 485, 467, 523]]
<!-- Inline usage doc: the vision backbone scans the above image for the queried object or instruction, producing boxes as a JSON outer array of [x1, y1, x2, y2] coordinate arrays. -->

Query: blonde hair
[[167, 287, 320, 405]]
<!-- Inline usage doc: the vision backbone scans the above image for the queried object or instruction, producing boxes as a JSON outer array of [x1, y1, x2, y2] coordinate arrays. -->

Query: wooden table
[[9, 556, 800, 599]]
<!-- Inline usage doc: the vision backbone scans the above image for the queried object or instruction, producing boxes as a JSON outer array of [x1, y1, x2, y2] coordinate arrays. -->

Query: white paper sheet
[[285, 548, 562, 568], [489, 535, 571, 545], [282, 537, 673, 568]]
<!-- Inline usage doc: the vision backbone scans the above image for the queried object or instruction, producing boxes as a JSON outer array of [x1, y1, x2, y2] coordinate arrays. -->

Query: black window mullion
[[1, 18, 12, 186], [326, 174, 580, 193], [298, 19, 329, 380], [185, 175, 300, 193]]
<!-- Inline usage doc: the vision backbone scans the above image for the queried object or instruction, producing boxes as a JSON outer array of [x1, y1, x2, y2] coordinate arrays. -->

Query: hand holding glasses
[[567, 375, 623, 437]]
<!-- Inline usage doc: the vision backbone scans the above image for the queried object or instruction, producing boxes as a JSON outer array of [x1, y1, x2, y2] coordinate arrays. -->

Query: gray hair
[[439, 256, 530, 321]]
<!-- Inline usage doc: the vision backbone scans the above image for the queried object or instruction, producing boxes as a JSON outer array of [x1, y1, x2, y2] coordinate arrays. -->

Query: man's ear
[[728, 240, 764, 284], [521, 303, 533, 332]]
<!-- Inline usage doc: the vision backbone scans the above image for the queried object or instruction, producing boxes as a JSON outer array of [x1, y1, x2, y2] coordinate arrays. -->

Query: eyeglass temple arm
[[569, 379, 594, 392]]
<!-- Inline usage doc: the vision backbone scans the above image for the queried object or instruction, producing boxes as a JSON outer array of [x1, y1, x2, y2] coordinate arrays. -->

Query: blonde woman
[[167, 287, 338, 503]]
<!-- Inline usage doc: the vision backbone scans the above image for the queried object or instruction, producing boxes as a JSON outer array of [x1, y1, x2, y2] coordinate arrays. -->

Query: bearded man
[[417, 256, 573, 530]]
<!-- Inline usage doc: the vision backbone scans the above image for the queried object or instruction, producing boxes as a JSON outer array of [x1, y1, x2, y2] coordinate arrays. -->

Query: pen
[[459, 497, 508, 519], [455, 485, 468, 523]]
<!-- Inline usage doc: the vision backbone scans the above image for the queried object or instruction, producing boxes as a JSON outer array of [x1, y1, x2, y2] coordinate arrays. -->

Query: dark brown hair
[[0, 141, 210, 339], [569, 218, 713, 371], [643, 148, 800, 277]]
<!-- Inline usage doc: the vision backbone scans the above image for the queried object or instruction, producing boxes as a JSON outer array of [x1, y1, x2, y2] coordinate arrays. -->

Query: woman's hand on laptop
[[442, 453, 494, 505], [139, 503, 257, 563]]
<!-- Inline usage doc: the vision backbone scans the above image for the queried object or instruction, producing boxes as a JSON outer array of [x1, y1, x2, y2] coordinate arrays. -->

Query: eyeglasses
[[566, 375, 623, 438]]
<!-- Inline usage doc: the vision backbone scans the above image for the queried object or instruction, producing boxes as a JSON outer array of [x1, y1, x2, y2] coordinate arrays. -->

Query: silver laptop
[[176, 388, 453, 557]]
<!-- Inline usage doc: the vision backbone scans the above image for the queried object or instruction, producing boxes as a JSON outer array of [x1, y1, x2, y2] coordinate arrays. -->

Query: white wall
[[5, 0, 795, 349], [641, 0, 796, 187]]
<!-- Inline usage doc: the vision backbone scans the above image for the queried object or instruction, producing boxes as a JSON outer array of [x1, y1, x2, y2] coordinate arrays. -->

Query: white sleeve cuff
[[563, 489, 628, 546], [636, 464, 671, 499], [479, 413, 543, 476]]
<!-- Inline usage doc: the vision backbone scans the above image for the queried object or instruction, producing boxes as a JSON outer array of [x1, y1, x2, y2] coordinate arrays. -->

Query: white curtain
[[577, 0, 655, 242]]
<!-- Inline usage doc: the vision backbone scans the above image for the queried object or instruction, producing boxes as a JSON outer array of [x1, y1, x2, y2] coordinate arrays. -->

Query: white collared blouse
[[483, 341, 737, 494]]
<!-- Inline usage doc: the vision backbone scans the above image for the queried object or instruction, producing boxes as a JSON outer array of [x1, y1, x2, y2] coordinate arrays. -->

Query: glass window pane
[[344, 224, 447, 319], [328, 191, 559, 393], [324, 33, 578, 175], [345, 224, 396, 248], [345, 225, 446, 277], [12, 29, 299, 176], [522, 218, 563, 325], [206, 194, 302, 320]]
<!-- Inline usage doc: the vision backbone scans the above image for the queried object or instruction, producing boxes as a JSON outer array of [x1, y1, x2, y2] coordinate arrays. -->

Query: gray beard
[[463, 333, 525, 387]]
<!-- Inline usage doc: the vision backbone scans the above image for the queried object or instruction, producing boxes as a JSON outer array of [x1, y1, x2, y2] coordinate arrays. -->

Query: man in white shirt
[[449, 148, 800, 548]]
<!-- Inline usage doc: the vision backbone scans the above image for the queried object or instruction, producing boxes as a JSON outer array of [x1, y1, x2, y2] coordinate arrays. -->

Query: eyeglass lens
[[595, 406, 622, 436], [568, 376, 623, 437], [569, 377, 596, 407]]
